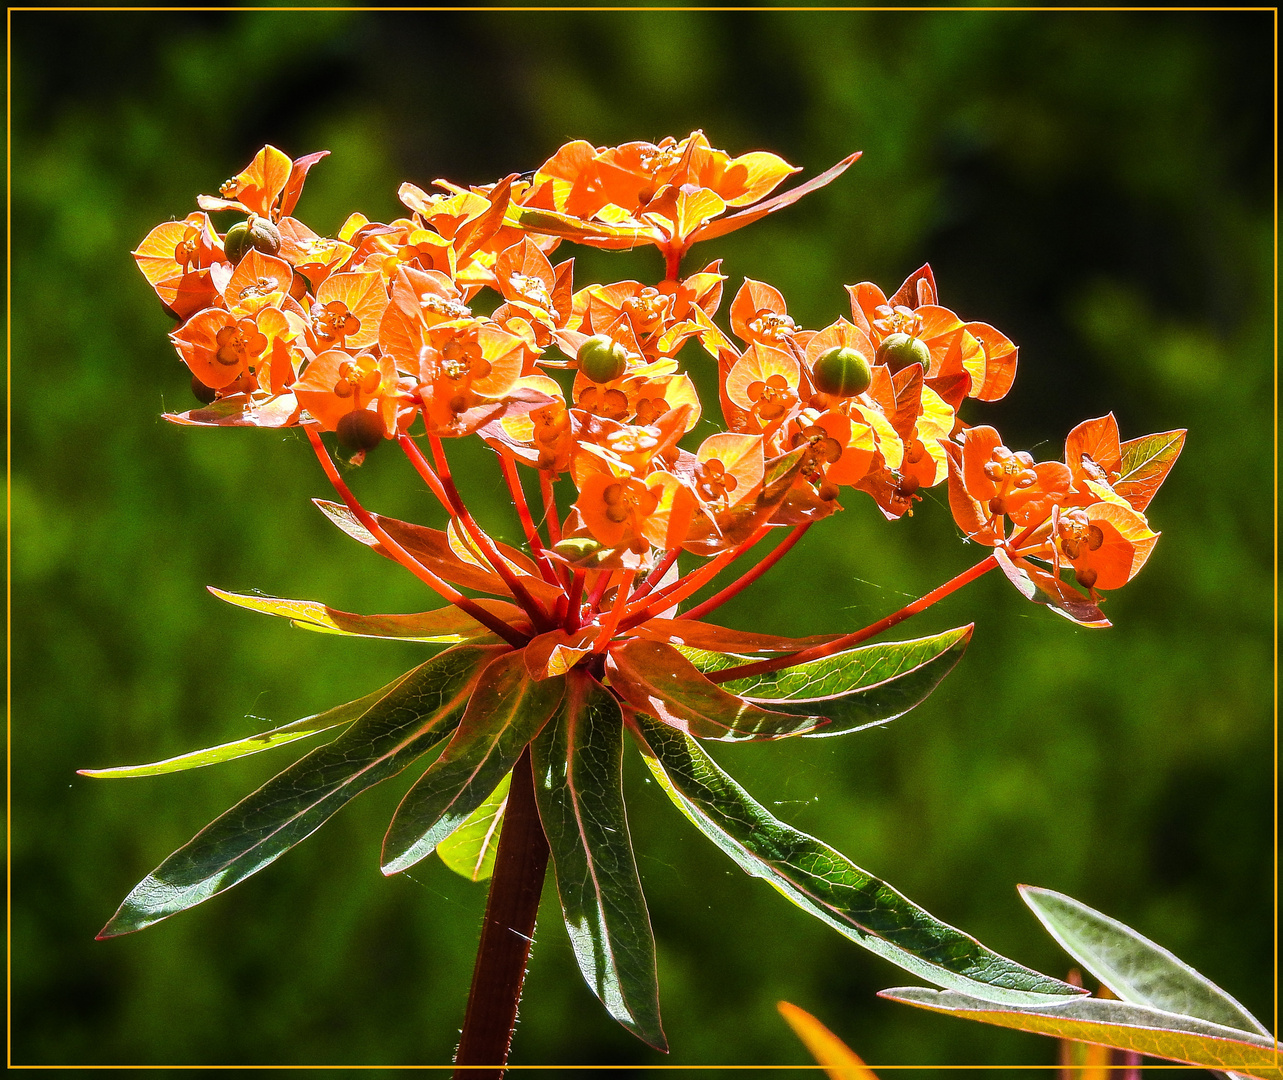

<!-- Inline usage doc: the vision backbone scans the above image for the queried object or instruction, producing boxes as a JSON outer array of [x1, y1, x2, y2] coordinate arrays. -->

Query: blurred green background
[[10, 7, 1273, 1072]]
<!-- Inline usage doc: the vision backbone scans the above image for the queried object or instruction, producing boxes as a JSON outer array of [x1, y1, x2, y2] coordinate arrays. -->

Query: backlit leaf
[[380, 650, 565, 874], [993, 549, 1110, 628], [880, 988, 1282, 1080], [709, 626, 972, 737], [1115, 429, 1186, 512], [629, 618, 839, 655], [609, 639, 826, 741], [436, 772, 510, 882], [632, 715, 1083, 1006], [1019, 886, 1270, 1036], [209, 587, 522, 643], [778, 1002, 880, 1080], [533, 674, 667, 1051], [97, 645, 501, 937], [78, 674, 406, 779]]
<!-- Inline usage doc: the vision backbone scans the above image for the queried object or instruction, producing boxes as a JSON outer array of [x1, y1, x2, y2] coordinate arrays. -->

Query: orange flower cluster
[[135, 137, 1182, 623]]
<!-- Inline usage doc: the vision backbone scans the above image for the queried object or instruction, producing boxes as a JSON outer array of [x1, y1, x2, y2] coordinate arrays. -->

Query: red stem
[[423, 435, 553, 631], [707, 553, 1000, 684], [498, 454, 562, 587], [592, 571, 636, 651], [305, 427, 526, 648], [617, 526, 770, 631], [628, 547, 681, 604], [453, 747, 549, 1079], [537, 470, 562, 544], [683, 524, 810, 622], [562, 572, 586, 631], [394, 432, 453, 511]]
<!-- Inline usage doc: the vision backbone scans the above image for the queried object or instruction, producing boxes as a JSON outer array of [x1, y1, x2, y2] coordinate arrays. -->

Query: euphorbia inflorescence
[[97, 134, 1186, 1065]]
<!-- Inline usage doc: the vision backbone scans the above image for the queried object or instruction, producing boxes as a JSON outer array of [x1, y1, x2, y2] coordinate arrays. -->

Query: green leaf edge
[[1018, 884, 1271, 1037], [631, 714, 1082, 1007], [879, 987, 1282, 1080], [436, 771, 511, 882], [78, 673, 410, 779]]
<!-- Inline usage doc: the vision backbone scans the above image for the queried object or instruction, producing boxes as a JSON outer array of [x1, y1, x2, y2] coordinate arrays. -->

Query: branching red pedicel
[[95, 134, 1185, 1073]]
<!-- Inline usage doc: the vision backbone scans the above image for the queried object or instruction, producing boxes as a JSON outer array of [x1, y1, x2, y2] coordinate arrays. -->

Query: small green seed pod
[[810, 346, 873, 398], [576, 335, 629, 384], [336, 409, 384, 452], [875, 333, 932, 374], [552, 536, 605, 565], [224, 216, 282, 264]]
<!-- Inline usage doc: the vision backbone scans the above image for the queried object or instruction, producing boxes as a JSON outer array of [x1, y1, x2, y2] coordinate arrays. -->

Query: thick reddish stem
[[708, 553, 1000, 684], [585, 569, 614, 615], [683, 524, 810, 622], [617, 527, 770, 631], [498, 454, 562, 587], [305, 427, 526, 648], [423, 435, 553, 631], [664, 244, 683, 282], [562, 572, 586, 632], [453, 747, 549, 1079]]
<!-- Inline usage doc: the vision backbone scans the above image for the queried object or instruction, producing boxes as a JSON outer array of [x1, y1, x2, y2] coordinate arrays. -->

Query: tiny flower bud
[[875, 333, 932, 374], [576, 335, 629, 384], [336, 409, 384, 452], [810, 346, 873, 398], [224, 216, 282, 264]]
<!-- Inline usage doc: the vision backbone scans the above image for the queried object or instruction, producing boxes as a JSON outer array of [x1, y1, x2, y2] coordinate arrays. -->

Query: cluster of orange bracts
[[135, 135, 1177, 606]]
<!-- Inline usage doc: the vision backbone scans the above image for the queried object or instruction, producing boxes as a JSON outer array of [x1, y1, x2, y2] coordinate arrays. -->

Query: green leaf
[[1116, 428, 1186, 512], [533, 674, 667, 1051], [711, 626, 973, 737], [208, 586, 520, 643], [632, 714, 1082, 1006], [880, 987, 1282, 1080], [435, 772, 510, 882], [78, 674, 407, 779], [608, 639, 826, 741], [1019, 885, 1270, 1036], [97, 645, 501, 938], [380, 651, 565, 875]]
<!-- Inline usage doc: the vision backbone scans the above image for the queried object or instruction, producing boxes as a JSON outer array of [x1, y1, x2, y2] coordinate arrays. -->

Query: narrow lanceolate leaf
[[1115, 429, 1186, 512], [632, 715, 1082, 1006], [98, 645, 501, 937], [208, 587, 523, 643], [1019, 886, 1270, 1037], [879, 988, 1283, 1080], [532, 674, 667, 1051], [713, 626, 973, 737], [79, 673, 408, 779], [629, 618, 840, 655], [609, 639, 826, 741], [777, 1002, 880, 1080], [380, 651, 565, 874], [436, 772, 510, 882]]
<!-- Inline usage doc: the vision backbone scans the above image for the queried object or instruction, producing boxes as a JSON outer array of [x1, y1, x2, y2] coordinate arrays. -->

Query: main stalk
[[453, 747, 549, 1079]]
